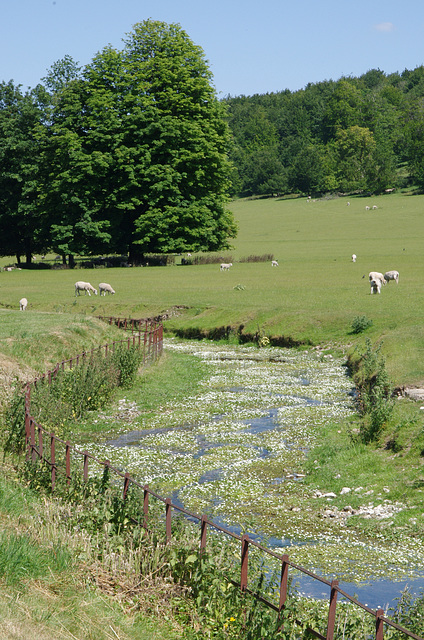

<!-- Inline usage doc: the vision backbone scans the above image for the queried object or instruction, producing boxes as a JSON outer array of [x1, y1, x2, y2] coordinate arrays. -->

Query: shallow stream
[[86, 339, 424, 609]]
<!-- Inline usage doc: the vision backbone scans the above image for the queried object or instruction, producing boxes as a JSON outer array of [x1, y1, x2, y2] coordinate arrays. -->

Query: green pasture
[[0, 191, 423, 385]]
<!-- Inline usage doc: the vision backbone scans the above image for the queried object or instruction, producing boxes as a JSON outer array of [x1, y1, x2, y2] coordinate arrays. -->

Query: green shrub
[[112, 344, 142, 388], [353, 339, 394, 443], [351, 314, 373, 334]]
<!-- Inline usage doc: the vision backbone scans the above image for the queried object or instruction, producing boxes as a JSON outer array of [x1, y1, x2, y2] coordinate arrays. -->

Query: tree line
[[2, 19, 424, 266], [224, 66, 424, 198]]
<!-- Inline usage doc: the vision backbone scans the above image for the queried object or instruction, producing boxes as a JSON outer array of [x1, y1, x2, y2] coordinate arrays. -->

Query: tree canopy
[[0, 20, 236, 264]]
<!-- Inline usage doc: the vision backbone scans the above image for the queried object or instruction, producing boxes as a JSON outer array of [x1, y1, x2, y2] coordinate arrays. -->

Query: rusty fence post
[[83, 452, 89, 482], [200, 515, 208, 553], [25, 384, 31, 457], [241, 534, 249, 592], [143, 485, 149, 529], [279, 554, 289, 612], [51, 435, 56, 491], [38, 425, 43, 460], [375, 609, 384, 640], [165, 498, 172, 543], [30, 419, 36, 463], [326, 579, 339, 640], [123, 473, 130, 500], [65, 441, 71, 485]]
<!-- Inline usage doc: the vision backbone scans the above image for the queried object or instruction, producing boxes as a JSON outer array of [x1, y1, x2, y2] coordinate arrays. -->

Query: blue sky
[[2, 0, 424, 97]]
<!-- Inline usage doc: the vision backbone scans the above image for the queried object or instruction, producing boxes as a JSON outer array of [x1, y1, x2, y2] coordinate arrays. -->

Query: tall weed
[[353, 339, 394, 442]]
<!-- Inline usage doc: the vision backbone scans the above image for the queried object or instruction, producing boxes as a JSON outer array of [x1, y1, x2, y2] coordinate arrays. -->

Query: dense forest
[[2, 21, 424, 267], [223, 66, 424, 198]]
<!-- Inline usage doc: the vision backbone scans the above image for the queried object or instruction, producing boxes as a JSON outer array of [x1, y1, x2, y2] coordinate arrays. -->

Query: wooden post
[[25, 385, 31, 457], [123, 473, 130, 499], [66, 441, 71, 485], [165, 498, 172, 543], [143, 485, 149, 529], [279, 554, 289, 611], [241, 534, 249, 592], [326, 580, 339, 640], [38, 425, 43, 460], [51, 435, 56, 492], [375, 609, 384, 640], [200, 515, 207, 553], [83, 452, 89, 481], [30, 419, 36, 463]]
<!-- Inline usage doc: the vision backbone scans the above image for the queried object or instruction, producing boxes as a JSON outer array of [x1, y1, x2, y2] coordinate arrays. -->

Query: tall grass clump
[[0, 530, 70, 588], [352, 339, 394, 443]]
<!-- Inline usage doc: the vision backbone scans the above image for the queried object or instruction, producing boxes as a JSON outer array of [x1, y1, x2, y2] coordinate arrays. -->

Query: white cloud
[[374, 22, 395, 33]]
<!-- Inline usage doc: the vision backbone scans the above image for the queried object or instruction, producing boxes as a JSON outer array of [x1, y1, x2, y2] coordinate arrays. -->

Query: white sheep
[[384, 270, 399, 284], [352, 254, 357, 263], [369, 271, 386, 295], [372, 205, 378, 210], [75, 281, 97, 297], [365, 206, 370, 211], [220, 263, 233, 271], [271, 260, 279, 267], [99, 282, 116, 296], [19, 297, 28, 311]]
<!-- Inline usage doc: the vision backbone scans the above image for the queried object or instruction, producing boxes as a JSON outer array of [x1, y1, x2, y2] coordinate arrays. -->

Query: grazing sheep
[[347, 201, 350, 206], [75, 281, 97, 297], [99, 282, 115, 296], [19, 297, 28, 311], [384, 270, 399, 284], [372, 205, 378, 210], [369, 271, 386, 295], [370, 279, 382, 294], [365, 206, 370, 211], [271, 260, 279, 267], [352, 254, 357, 263], [220, 263, 233, 271]]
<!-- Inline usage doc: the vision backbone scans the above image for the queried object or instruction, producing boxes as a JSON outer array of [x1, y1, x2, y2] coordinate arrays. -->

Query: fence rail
[[22, 318, 422, 640]]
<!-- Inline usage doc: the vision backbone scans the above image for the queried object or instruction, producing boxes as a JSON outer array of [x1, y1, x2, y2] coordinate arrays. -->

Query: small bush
[[353, 339, 394, 443], [112, 344, 142, 388], [351, 315, 373, 334]]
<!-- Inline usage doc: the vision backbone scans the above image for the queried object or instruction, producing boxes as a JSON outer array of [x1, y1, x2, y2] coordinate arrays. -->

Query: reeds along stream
[[88, 339, 424, 609]]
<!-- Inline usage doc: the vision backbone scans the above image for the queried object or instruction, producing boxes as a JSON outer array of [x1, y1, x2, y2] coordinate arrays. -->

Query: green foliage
[[388, 588, 424, 638], [36, 19, 236, 263], [353, 339, 394, 442], [350, 314, 373, 334], [111, 344, 142, 388], [3, 383, 26, 454]]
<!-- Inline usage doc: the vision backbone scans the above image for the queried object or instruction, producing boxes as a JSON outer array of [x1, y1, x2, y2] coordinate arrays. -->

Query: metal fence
[[22, 318, 422, 640]]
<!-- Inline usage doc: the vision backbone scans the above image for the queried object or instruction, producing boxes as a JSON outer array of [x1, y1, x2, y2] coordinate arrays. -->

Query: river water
[[87, 339, 424, 610]]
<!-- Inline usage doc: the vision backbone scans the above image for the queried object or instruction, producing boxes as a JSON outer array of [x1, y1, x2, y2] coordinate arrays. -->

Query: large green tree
[[40, 20, 236, 263], [0, 82, 49, 264]]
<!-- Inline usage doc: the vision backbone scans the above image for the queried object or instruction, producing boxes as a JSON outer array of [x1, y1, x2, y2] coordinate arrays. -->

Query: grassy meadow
[[0, 191, 423, 386]]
